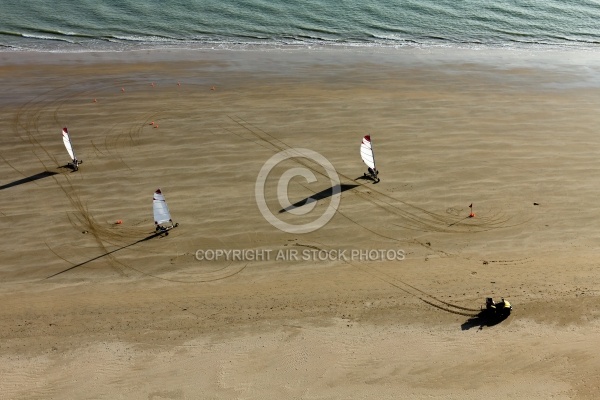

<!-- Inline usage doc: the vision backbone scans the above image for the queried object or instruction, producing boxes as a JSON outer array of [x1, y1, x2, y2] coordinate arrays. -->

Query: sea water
[[1, 0, 600, 52]]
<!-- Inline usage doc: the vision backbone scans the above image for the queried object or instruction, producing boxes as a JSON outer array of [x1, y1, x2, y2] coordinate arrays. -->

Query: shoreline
[[3, 43, 600, 67]]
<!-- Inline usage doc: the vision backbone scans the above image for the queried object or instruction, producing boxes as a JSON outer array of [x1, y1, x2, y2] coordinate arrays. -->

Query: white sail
[[62, 127, 77, 161], [360, 135, 376, 170], [153, 188, 172, 225]]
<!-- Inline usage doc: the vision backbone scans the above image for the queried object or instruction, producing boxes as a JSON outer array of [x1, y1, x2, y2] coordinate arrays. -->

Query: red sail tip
[[155, 189, 162, 194], [364, 135, 371, 142]]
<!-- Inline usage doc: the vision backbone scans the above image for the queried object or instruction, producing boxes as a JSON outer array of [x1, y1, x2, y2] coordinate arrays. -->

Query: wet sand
[[1, 48, 600, 399]]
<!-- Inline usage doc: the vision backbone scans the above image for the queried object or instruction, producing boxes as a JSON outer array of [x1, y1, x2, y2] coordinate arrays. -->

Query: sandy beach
[[1, 47, 600, 399]]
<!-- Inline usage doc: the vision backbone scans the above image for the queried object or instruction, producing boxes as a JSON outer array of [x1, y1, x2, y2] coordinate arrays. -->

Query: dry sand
[[1, 48, 600, 399]]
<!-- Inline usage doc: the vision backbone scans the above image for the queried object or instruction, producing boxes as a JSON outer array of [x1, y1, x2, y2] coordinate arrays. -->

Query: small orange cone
[[149, 121, 154, 125], [210, 86, 216, 91], [115, 219, 123, 225], [121, 87, 125, 92], [93, 98, 97, 103], [177, 82, 181, 86], [154, 124, 159, 128]]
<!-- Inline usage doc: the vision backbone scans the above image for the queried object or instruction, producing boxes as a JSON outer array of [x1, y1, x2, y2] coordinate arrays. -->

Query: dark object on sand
[[484, 297, 512, 319], [461, 297, 513, 330]]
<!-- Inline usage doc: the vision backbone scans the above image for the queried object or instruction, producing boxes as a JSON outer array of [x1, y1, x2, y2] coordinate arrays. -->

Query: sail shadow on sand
[[279, 183, 358, 214], [0, 170, 58, 191], [45, 230, 169, 279], [46, 231, 248, 283]]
